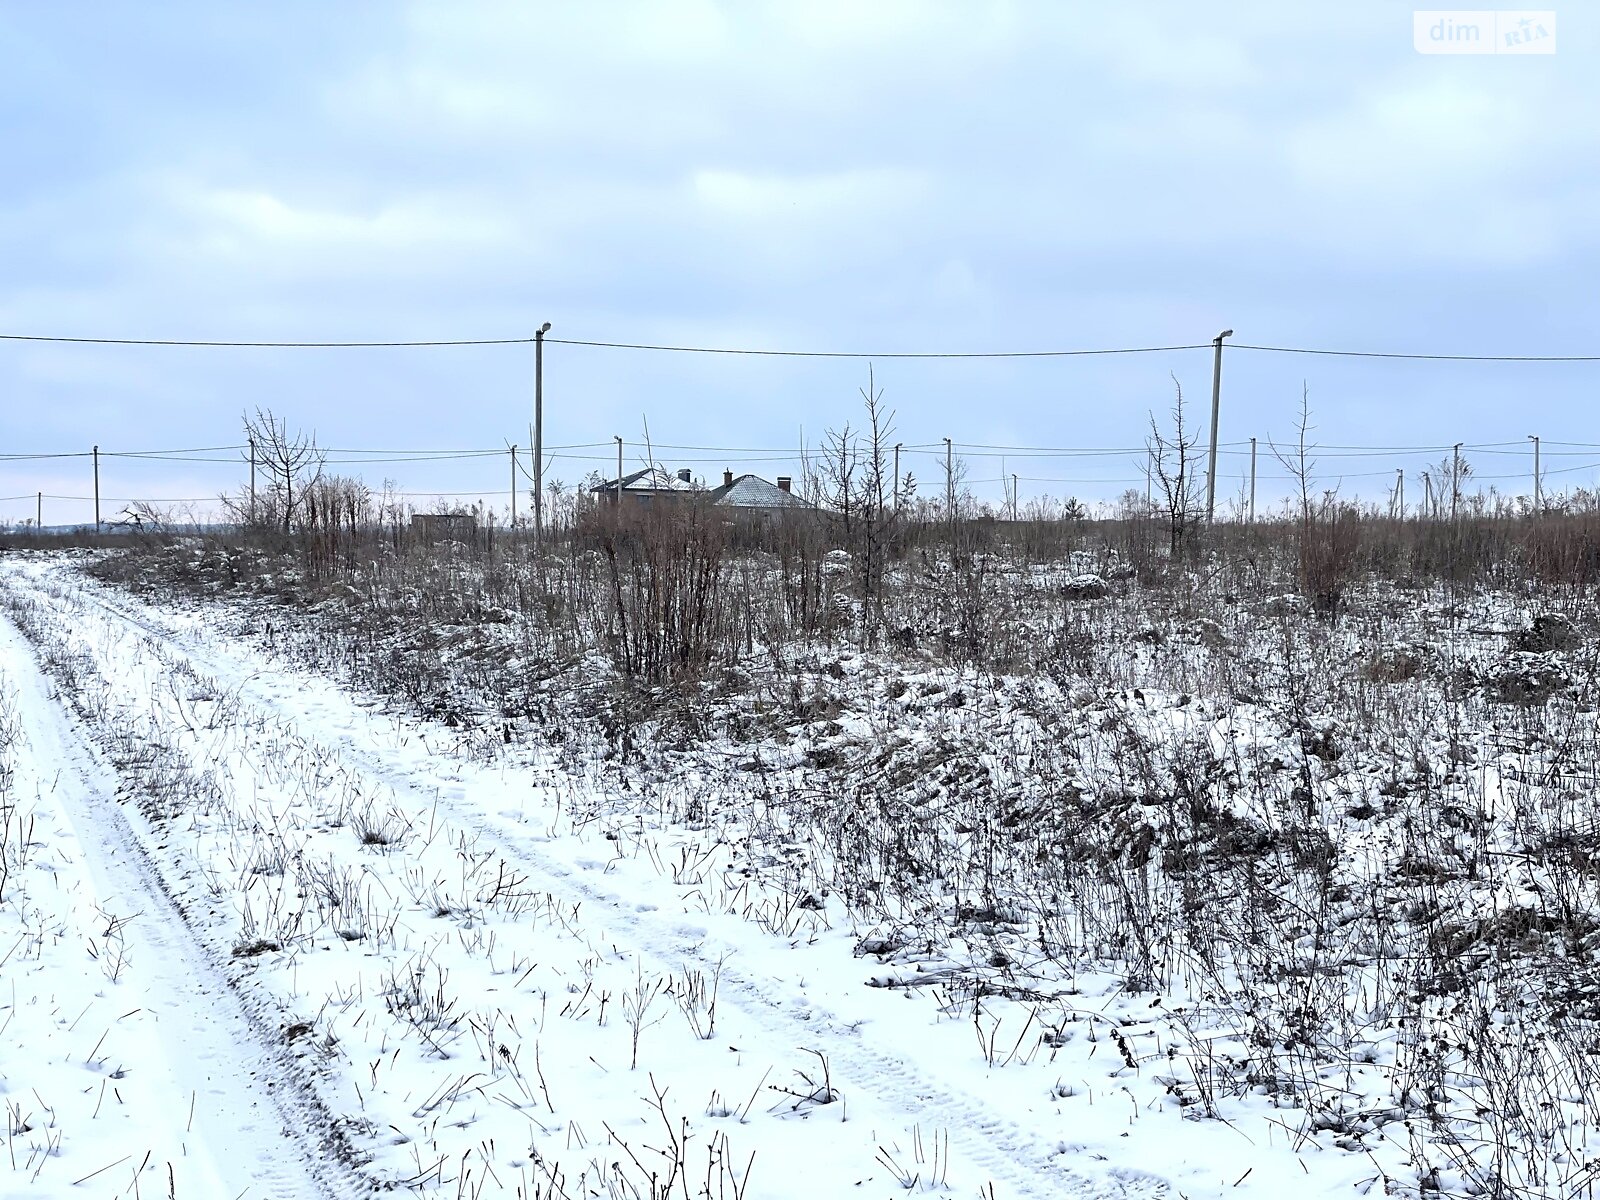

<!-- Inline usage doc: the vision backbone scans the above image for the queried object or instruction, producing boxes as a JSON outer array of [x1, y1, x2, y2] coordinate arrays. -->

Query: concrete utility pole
[[534, 322, 551, 548], [510, 445, 518, 526], [893, 443, 901, 511], [1012, 473, 1019, 522], [1396, 469, 1405, 520], [92, 445, 100, 531], [614, 436, 623, 508], [1452, 442, 1462, 522], [1530, 434, 1541, 511], [248, 436, 256, 523], [1248, 437, 1257, 522], [944, 437, 954, 549], [1205, 329, 1233, 521], [35, 492, 41, 530]]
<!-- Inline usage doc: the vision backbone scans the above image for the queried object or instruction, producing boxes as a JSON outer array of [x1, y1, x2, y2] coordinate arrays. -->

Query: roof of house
[[708, 474, 814, 510], [589, 467, 700, 494], [412, 512, 477, 524]]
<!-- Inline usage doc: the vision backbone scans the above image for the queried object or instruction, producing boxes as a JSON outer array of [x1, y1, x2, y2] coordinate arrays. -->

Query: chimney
[[723, 469, 734, 487], [777, 476, 792, 493], [677, 468, 692, 483]]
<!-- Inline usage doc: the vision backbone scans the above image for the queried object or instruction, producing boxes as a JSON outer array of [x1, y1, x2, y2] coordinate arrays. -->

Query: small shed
[[411, 513, 478, 539]]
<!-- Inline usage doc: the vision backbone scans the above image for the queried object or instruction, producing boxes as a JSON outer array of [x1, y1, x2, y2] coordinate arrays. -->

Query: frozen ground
[[0, 557, 1220, 1197], [0, 549, 1595, 1197]]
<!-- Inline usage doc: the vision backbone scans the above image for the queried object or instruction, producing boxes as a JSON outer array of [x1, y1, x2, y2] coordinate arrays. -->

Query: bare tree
[[240, 408, 325, 533], [1272, 384, 1360, 618], [817, 420, 860, 542], [1147, 376, 1204, 554], [857, 367, 901, 640], [811, 368, 905, 643], [1272, 383, 1319, 530], [112, 501, 171, 533], [302, 474, 373, 577], [1431, 449, 1473, 521]]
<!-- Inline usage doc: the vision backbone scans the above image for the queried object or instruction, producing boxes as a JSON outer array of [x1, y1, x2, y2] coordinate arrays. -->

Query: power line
[[951, 442, 1208, 454], [546, 338, 1211, 359], [321, 442, 609, 453], [7, 488, 536, 504], [0, 334, 532, 348], [0, 331, 1208, 356], [0, 438, 1575, 465], [4, 329, 1599, 360], [1234, 343, 1600, 363], [23, 494, 217, 503], [3, 445, 248, 461]]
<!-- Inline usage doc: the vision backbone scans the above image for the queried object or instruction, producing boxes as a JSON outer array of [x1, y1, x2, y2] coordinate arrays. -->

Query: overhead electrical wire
[[5, 439, 1566, 463], [3, 322, 1595, 516], [545, 338, 1212, 359], [1233, 343, 1600, 363], [4, 329, 1598, 361], [0, 334, 534, 348]]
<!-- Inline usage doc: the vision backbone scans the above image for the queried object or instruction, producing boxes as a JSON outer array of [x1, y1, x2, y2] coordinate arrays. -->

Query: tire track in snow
[[0, 607, 368, 1200], [19, 561, 1180, 1200]]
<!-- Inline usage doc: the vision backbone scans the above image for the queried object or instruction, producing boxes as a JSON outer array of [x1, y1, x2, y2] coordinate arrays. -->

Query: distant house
[[411, 513, 478, 539], [708, 472, 814, 517], [590, 467, 701, 509]]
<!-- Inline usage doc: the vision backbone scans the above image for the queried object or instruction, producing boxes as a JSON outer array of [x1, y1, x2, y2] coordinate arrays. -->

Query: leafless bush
[[1275, 386, 1362, 617], [1147, 376, 1204, 556], [593, 500, 730, 684]]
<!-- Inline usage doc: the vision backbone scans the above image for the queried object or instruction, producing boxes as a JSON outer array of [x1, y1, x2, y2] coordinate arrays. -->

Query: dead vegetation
[[38, 389, 1600, 1196]]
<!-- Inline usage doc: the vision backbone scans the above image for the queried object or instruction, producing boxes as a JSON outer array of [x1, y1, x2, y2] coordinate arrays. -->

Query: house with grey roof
[[707, 471, 815, 516], [589, 467, 701, 509]]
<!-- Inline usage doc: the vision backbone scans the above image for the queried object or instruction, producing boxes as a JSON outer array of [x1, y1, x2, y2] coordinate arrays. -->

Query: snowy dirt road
[[0, 556, 1330, 1198], [0, 596, 359, 1197]]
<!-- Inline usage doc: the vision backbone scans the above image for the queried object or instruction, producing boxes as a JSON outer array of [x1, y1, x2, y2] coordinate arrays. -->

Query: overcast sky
[[2, 2, 1595, 523]]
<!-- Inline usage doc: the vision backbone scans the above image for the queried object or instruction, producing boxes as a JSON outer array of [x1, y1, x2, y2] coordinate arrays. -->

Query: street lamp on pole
[[1529, 434, 1541, 512], [1205, 329, 1233, 521], [1452, 442, 1463, 523], [534, 322, 551, 548]]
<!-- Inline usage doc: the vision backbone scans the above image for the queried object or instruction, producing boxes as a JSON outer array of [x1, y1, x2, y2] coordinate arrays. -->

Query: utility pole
[[1396, 469, 1405, 520], [1248, 437, 1257, 522], [614, 436, 623, 508], [1012, 473, 1019, 522], [1205, 328, 1233, 521], [944, 437, 954, 551], [35, 492, 41, 530], [893, 443, 901, 511], [510, 445, 518, 526], [1530, 434, 1541, 511], [1452, 442, 1462, 523], [534, 322, 551, 548], [1423, 472, 1433, 520], [248, 436, 256, 523], [93, 445, 100, 531]]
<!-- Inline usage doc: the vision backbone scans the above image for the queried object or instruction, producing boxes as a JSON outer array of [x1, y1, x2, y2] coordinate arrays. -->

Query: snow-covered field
[[2, 546, 1598, 1198]]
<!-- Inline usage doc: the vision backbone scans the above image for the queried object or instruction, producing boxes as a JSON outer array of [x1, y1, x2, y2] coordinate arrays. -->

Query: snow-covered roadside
[[0, 606, 347, 1198], [0, 555, 1411, 1198]]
